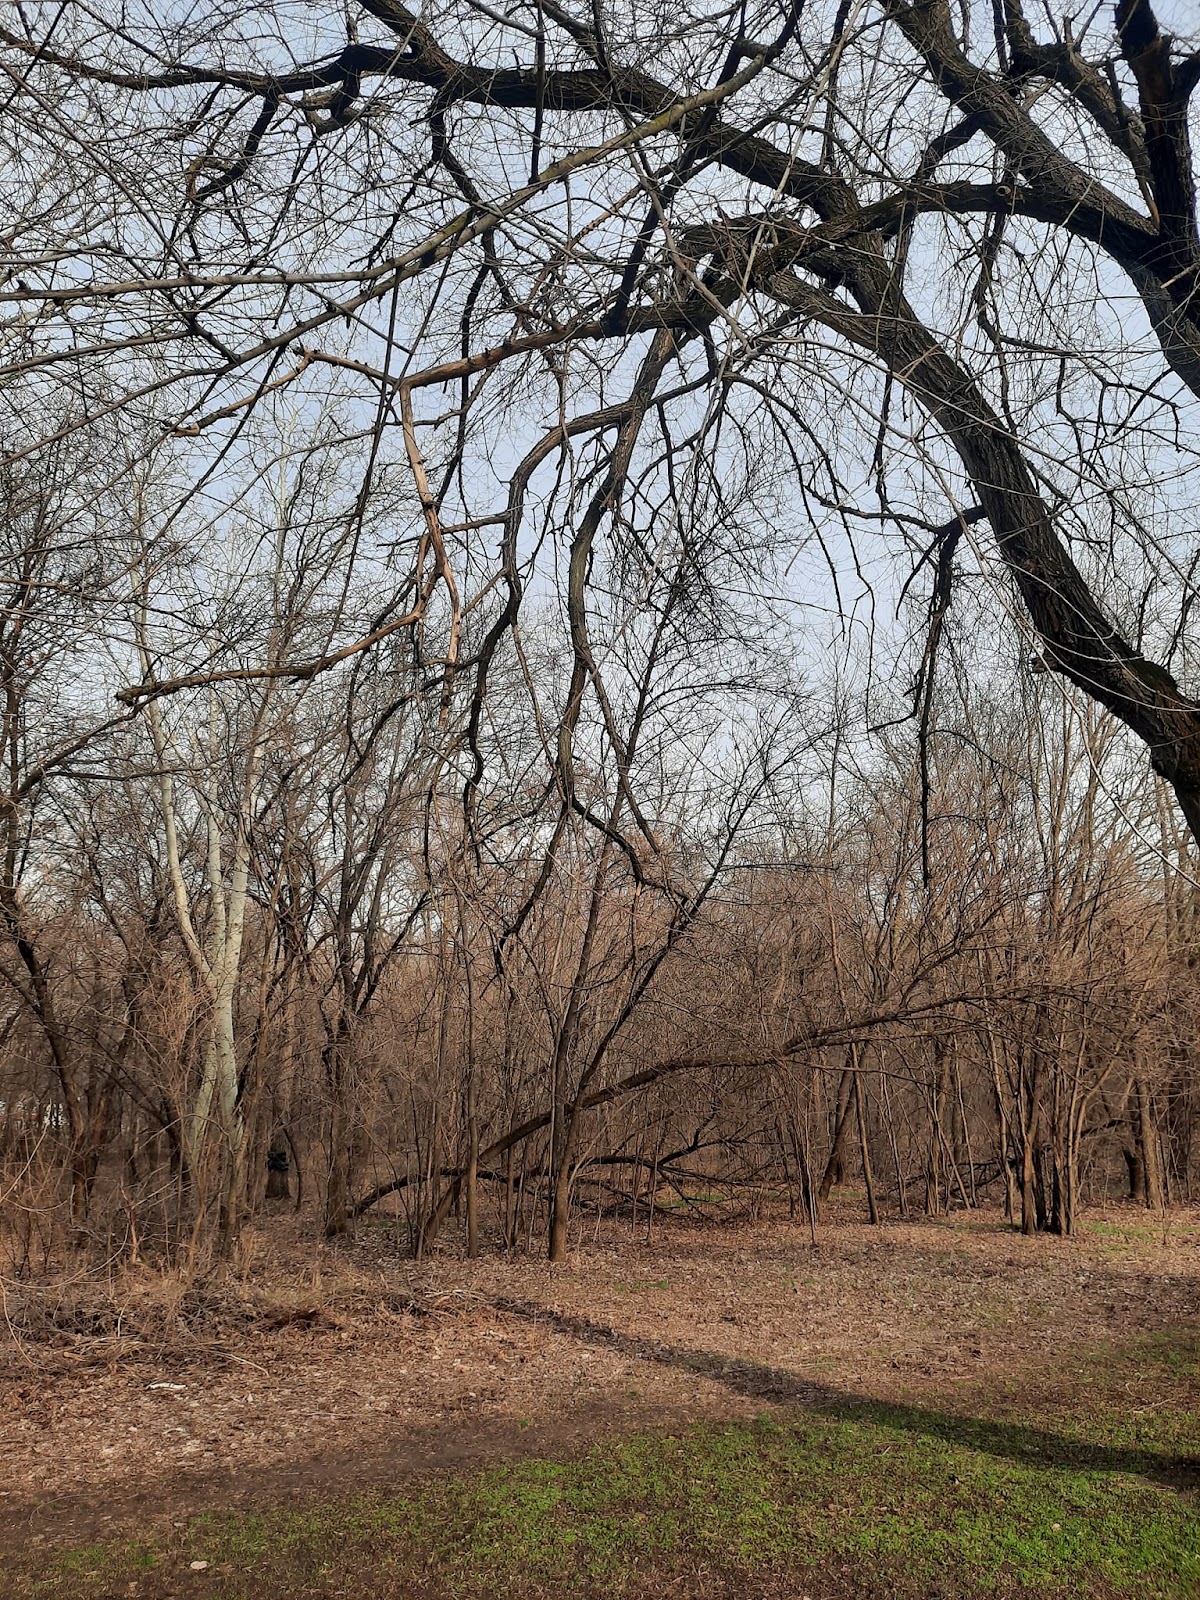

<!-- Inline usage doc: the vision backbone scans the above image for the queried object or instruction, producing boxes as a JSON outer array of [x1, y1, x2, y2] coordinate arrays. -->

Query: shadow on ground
[[489, 1295, 1200, 1490]]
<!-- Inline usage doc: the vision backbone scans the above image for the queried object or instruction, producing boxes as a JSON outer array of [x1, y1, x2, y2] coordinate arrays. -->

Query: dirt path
[[4, 1205, 1198, 1551]]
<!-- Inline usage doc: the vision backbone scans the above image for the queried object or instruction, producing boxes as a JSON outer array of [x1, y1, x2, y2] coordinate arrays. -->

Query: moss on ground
[[5, 1332, 1198, 1600]]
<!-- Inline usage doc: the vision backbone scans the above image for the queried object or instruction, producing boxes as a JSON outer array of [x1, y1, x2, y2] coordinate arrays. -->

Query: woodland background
[[1, 0, 1199, 1274]]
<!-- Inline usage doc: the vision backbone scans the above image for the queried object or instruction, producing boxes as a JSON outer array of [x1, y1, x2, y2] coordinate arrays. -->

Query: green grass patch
[[1082, 1217, 1199, 1252], [7, 1330, 1198, 1600], [7, 1376, 1198, 1600]]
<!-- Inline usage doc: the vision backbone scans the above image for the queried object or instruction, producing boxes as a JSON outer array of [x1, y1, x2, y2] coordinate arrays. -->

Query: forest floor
[[1, 1201, 1198, 1598]]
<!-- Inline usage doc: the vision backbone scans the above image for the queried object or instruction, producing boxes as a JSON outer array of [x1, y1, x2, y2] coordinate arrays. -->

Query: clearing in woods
[[2, 1204, 1198, 1599]]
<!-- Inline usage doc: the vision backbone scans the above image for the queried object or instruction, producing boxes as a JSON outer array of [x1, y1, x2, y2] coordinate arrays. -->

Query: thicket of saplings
[[1, 697, 1193, 1287]]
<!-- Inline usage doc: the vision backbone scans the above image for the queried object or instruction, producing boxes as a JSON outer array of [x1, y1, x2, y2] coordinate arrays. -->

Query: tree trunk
[[323, 1024, 355, 1238], [548, 1106, 579, 1262], [853, 1070, 878, 1225], [925, 1047, 950, 1217], [265, 1139, 291, 1200], [1124, 1146, 1146, 1202], [1136, 1078, 1165, 1213], [819, 1066, 855, 1201], [465, 1098, 480, 1260]]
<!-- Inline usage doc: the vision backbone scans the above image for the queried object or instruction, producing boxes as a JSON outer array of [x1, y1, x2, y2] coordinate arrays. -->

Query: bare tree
[[4, 0, 1200, 1267], [1, 0, 1197, 838]]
